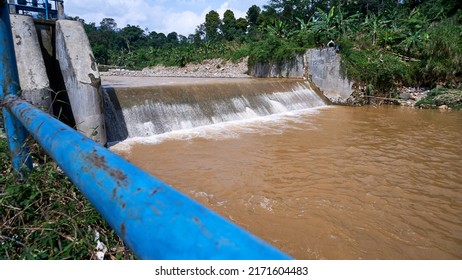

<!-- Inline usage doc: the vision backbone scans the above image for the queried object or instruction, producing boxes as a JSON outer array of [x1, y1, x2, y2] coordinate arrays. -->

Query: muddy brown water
[[112, 105, 462, 259]]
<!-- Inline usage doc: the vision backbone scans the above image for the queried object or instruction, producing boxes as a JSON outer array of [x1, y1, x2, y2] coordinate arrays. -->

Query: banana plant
[[397, 8, 429, 57], [333, 5, 361, 38], [309, 6, 338, 39], [361, 13, 391, 46], [266, 20, 295, 38]]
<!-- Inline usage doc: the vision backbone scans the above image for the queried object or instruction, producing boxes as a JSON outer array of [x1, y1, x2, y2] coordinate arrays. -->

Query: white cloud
[[216, 1, 246, 19], [161, 10, 204, 35], [65, 0, 201, 35], [64, 0, 266, 35]]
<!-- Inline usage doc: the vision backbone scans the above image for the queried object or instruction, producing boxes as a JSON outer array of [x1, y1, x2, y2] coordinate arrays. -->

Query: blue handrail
[[9, 0, 61, 19], [0, 4, 292, 259]]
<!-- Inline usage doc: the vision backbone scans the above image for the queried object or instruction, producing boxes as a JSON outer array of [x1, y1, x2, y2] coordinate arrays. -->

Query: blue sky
[[64, 0, 268, 36]]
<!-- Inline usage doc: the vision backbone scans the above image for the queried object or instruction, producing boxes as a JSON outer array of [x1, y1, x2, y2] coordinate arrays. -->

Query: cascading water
[[103, 78, 329, 143]]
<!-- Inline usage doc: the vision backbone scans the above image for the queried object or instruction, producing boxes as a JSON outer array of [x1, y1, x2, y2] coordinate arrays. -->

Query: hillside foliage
[[75, 0, 462, 92]]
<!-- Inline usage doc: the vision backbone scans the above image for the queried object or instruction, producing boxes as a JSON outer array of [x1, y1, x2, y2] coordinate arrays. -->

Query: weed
[[0, 114, 134, 259]]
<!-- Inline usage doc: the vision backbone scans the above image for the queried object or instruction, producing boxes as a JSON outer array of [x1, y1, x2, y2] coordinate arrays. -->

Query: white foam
[[111, 106, 331, 149]]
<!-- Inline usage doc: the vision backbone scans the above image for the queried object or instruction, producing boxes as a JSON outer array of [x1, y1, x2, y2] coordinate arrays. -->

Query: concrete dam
[[9, 11, 352, 147], [5, 3, 462, 262], [103, 77, 329, 143]]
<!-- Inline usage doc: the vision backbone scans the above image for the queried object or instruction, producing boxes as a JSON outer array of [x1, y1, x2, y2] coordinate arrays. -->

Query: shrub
[[248, 34, 303, 65], [340, 48, 409, 94], [415, 88, 462, 109], [421, 17, 462, 87]]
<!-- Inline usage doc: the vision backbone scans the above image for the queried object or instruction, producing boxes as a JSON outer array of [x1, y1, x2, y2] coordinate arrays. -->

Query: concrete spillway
[[102, 77, 329, 143]]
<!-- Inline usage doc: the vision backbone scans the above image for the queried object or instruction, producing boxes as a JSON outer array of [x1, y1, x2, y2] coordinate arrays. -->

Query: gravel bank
[[101, 58, 250, 78]]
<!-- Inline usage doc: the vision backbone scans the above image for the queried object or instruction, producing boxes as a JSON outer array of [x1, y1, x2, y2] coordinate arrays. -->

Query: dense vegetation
[[77, 0, 462, 95], [0, 115, 134, 259], [415, 87, 462, 109]]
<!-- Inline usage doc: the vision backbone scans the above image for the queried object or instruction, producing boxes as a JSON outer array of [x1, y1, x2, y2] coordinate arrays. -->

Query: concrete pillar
[[9, 14, 52, 111], [57, 0, 64, 19], [55, 19, 107, 146], [8, 0, 15, 14]]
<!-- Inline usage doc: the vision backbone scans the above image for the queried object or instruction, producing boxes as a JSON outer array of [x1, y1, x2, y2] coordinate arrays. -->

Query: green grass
[[0, 124, 135, 260], [415, 87, 462, 109]]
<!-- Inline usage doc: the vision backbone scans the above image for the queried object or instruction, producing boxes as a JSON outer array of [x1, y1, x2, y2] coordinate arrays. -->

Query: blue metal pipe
[[1, 2, 32, 177], [44, 0, 49, 19], [3, 94, 292, 260]]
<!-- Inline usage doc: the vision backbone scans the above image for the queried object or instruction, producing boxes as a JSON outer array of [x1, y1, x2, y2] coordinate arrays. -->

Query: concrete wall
[[9, 14, 51, 111], [55, 19, 106, 146], [251, 54, 305, 78], [306, 48, 353, 103], [249, 48, 353, 103]]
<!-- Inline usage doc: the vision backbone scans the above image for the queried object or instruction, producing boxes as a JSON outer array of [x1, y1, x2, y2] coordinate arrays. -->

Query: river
[[111, 103, 462, 259]]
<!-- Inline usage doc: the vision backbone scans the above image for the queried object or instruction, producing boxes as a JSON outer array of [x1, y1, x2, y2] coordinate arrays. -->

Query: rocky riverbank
[[342, 86, 430, 107], [100, 58, 462, 110], [101, 58, 250, 78], [345, 86, 462, 110], [414, 87, 462, 110], [397, 87, 431, 107]]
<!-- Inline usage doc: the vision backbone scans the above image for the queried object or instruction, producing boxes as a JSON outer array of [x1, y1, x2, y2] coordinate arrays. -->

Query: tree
[[83, 19, 118, 64], [205, 10, 221, 41], [264, 0, 314, 28], [403, 0, 424, 10], [100, 18, 117, 31], [246, 5, 261, 27], [361, 13, 386, 46], [84, 22, 110, 64], [266, 20, 292, 38], [167, 32, 179, 45], [120, 25, 146, 52], [247, 5, 262, 40], [178, 35, 188, 45], [236, 17, 249, 41], [148, 31, 158, 47], [194, 23, 206, 45], [411, 0, 462, 20], [222, 10, 237, 41], [156, 33, 167, 47], [309, 6, 339, 42], [68, 16, 86, 24], [397, 8, 429, 57]]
